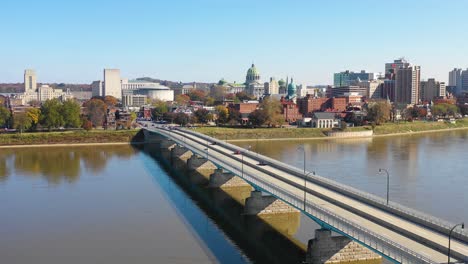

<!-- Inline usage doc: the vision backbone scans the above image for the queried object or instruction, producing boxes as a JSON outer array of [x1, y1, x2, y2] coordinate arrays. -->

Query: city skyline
[[1, 0, 468, 84]]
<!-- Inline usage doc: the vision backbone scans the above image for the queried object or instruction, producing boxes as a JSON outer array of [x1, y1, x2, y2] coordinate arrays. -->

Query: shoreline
[[1, 126, 467, 147], [224, 126, 468, 142], [0, 142, 144, 149]]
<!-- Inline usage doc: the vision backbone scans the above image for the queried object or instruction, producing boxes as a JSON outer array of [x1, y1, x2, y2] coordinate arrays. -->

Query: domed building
[[246, 64, 261, 84], [245, 64, 265, 99]]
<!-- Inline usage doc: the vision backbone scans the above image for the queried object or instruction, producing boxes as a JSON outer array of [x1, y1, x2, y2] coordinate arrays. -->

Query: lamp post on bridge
[[378, 168, 390, 205], [298, 144, 315, 210], [448, 222, 464, 264]]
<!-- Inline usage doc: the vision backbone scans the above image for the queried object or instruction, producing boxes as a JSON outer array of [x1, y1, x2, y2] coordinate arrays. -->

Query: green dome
[[246, 64, 260, 83], [287, 78, 296, 99]]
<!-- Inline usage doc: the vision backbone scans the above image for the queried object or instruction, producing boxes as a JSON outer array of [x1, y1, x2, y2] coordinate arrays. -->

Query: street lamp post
[[378, 168, 390, 205], [448, 222, 464, 264]]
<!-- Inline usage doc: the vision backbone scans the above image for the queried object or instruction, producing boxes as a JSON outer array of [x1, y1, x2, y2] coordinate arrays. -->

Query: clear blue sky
[[1, 0, 467, 85]]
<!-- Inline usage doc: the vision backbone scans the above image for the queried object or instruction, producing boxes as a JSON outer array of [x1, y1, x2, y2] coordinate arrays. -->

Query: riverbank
[[0, 129, 141, 147], [194, 119, 468, 141]]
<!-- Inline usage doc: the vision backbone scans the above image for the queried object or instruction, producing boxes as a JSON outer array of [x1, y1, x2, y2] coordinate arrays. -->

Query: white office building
[[103, 69, 122, 99]]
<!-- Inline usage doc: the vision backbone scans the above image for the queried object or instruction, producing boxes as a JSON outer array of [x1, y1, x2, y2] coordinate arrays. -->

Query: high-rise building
[[420, 78, 446, 101], [385, 58, 410, 77], [264, 77, 279, 95], [448, 68, 463, 95], [461, 69, 468, 93], [103, 69, 122, 99], [24, 69, 37, 92], [395, 65, 420, 104], [333, 70, 373, 87], [91, 80, 103, 97], [353, 79, 384, 99]]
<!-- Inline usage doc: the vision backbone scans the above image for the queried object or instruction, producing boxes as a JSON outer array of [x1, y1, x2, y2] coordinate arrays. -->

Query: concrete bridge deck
[[143, 125, 468, 263]]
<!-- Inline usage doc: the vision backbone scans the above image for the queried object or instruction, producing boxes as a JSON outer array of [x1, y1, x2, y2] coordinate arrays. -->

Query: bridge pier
[[187, 155, 217, 185], [170, 145, 193, 169], [159, 139, 176, 160], [305, 229, 381, 264], [209, 169, 253, 205]]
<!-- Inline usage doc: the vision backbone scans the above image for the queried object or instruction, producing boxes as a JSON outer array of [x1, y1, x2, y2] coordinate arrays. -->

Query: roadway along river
[[232, 129, 468, 224]]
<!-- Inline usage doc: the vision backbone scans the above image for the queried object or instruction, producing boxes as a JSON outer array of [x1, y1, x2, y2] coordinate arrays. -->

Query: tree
[[228, 108, 241, 125], [0, 105, 11, 128], [84, 98, 107, 127], [151, 100, 169, 120], [260, 97, 283, 127], [26, 108, 41, 130], [130, 112, 137, 122], [187, 89, 207, 102], [248, 109, 268, 127], [40, 99, 64, 129], [194, 108, 211, 124], [13, 112, 32, 133], [174, 112, 190, 126], [236, 91, 253, 101], [215, 105, 229, 124], [367, 102, 391, 125], [104, 96, 118, 107], [205, 97, 215, 106], [82, 119, 93, 131], [175, 94, 190, 105], [61, 100, 82, 128]]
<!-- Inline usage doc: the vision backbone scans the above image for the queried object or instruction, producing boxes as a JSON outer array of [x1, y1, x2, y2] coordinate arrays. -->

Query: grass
[[194, 119, 468, 140], [0, 129, 141, 146]]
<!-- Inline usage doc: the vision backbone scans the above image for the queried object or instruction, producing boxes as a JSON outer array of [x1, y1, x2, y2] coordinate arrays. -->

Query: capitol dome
[[246, 64, 260, 83]]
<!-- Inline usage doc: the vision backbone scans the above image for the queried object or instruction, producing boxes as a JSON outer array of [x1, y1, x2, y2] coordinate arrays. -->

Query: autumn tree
[[0, 105, 11, 128], [236, 91, 253, 101], [187, 89, 207, 102], [210, 85, 227, 101], [61, 100, 82, 128], [248, 109, 268, 127], [259, 97, 283, 127], [215, 105, 229, 124], [26, 108, 41, 130], [84, 98, 107, 127], [175, 94, 190, 105], [104, 95, 118, 107], [40, 99, 65, 129], [367, 102, 391, 125]]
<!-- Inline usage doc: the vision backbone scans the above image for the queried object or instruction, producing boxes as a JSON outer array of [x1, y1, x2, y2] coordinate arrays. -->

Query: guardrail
[[180, 128, 468, 243], [150, 128, 438, 264]]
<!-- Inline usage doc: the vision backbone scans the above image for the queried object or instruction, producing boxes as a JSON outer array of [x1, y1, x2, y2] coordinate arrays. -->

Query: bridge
[[142, 125, 468, 264]]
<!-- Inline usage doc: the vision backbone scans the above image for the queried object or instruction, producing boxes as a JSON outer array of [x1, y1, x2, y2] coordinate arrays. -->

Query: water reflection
[[0, 145, 138, 184]]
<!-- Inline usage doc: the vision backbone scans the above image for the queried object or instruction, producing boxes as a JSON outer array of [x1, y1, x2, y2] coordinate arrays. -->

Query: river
[[1, 130, 466, 263]]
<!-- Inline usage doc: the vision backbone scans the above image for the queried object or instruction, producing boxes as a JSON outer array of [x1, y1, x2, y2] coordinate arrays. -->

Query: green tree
[[367, 102, 391, 125], [13, 112, 32, 133], [0, 105, 11, 128], [151, 100, 169, 120], [61, 100, 82, 128], [236, 91, 253, 101], [84, 98, 107, 127], [40, 99, 64, 129]]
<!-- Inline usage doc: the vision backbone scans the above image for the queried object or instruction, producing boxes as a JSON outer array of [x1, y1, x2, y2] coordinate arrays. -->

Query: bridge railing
[[179, 128, 468, 242], [238, 162, 437, 264], [153, 128, 437, 264]]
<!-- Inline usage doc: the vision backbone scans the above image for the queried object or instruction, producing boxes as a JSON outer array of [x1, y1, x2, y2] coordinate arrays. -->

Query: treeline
[[0, 99, 81, 133]]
